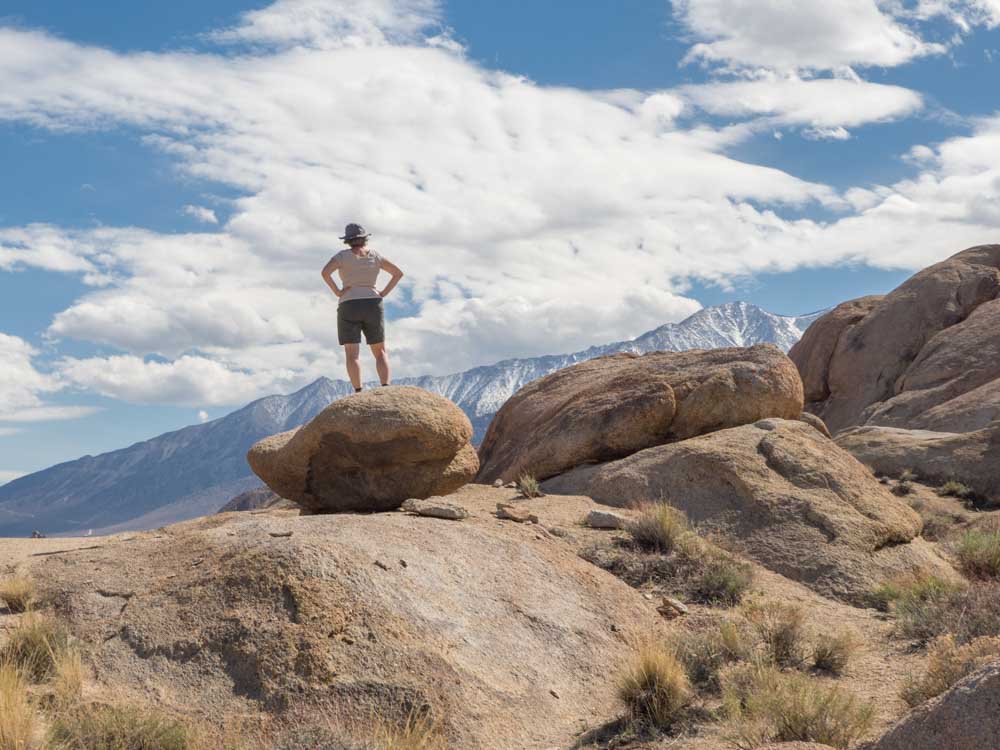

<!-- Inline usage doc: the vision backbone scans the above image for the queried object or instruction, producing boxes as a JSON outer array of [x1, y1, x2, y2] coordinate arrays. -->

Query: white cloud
[[803, 126, 851, 141], [182, 205, 219, 224], [0, 428, 20, 437], [672, 0, 944, 71], [208, 0, 443, 48], [0, 333, 99, 422], [197, 410, 210, 423], [681, 77, 923, 132]]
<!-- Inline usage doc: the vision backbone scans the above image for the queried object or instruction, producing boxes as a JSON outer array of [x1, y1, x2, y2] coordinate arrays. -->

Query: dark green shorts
[[338, 298, 385, 345]]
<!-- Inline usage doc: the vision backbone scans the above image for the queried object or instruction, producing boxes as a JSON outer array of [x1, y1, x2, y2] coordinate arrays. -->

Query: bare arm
[[321, 257, 345, 298], [378, 258, 404, 298]]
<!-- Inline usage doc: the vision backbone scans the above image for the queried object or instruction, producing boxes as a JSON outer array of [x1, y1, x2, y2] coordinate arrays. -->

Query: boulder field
[[247, 386, 478, 513], [543, 419, 955, 605], [477, 344, 804, 484]]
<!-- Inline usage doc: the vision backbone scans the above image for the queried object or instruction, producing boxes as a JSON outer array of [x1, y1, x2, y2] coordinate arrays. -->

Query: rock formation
[[543, 419, 956, 604], [867, 663, 1000, 750], [477, 344, 803, 484], [32, 487, 663, 750], [247, 386, 478, 513], [836, 421, 1000, 501], [791, 245, 1000, 504], [791, 245, 1000, 434]]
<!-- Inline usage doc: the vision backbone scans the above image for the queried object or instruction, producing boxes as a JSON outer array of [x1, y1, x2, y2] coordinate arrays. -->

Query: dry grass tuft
[[0, 613, 70, 683], [901, 634, 1000, 707], [873, 574, 967, 643], [0, 574, 35, 614], [722, 662, 875, 749], [811, 629, 860, 676], [0, 662, 37, 750], [744, 602, 806, 669], [617, 642, 691, 730], [627, 502, 690, 554], [374, 712, 445, 750], [51, 645, 84, 708], [48, 703, 196, 750], [954, 530, 1000, 579], [516, 474, 542, 498], [899, 468, 919, 483]]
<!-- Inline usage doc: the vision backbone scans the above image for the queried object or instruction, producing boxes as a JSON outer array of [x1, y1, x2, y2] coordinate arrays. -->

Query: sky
[[1, 0, 1000, 483]]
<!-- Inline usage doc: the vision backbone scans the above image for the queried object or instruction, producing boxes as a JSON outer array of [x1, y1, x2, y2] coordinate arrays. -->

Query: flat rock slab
[[584, 510, 627, 529], [402, 497, 469, 520]]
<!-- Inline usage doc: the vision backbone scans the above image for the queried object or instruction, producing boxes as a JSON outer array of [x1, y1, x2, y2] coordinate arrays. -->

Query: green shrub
[[617, 642, 691, 730], [693, 555, 754, 606], [892, 480, 914, 496], [938, 481, 975, 501], [901, 634, 1000, 707], [873, 574, 967, 643], [49, 704, 195, 750], [0, 613, 70, 682], [811, 629, 859, 676], [722, 662, 875, 749], [900, 469, 919, 483], [955, 530, 1000, 579], [627, 502, 689, 554], [675, 620, 752, 691], [516, 474, 541, 498]]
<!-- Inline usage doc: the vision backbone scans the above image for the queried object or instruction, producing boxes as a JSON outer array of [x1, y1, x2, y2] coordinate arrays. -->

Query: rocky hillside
[[0, 302, 820, 537]]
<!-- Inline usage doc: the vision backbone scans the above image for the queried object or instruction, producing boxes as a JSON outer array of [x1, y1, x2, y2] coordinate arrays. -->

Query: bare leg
[[370, 342, 390, 385], [344, 343, 362, 389]]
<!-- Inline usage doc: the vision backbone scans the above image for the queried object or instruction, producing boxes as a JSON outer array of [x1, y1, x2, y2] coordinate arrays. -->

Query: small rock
[[492, 479, 504, 488], [503, 482, 517, 489], [399, 559, 408, 568], [584, 510, 627, 530], [547, 527, 571, 538], [374, 560, 390, 571], [657, 597, 689, 619], [269, 531, 293, 538], [496, 503, 539, 524], [402, 497, 469, 521], [642, 592, 655, 601], [549, 689, 560, 699]]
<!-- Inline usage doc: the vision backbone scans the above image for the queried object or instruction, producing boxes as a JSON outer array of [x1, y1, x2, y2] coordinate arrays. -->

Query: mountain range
[[0, 302, 822, 536]]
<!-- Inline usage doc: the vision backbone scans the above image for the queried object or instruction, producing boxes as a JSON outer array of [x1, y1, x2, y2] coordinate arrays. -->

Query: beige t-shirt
[[333, 248, 386, 303]]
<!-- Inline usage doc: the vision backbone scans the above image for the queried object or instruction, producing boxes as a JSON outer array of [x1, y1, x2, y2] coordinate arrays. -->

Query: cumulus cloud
[[672, 0, 942, 71], [0, 333, 99, 422], [0, 0, 995, 408]]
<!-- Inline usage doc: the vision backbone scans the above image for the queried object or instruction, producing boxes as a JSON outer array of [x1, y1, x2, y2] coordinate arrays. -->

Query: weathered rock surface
[[866, 663, 1000, 750], [797, 411, 832, 438], [791, 245, 1000, 434], [543, 419, 956, 604], [401, 497, 469, 520], [31, 487, 663, 750], [585, 509, 627, 529], [477, 345, 803, 483], [247, 386, 478, 513], [836, 422, 1000, 502]]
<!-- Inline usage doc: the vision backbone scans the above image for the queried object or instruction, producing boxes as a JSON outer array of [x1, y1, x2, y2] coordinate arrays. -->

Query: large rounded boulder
[[866, 663, 1000, 750], [247, 386, 478, 512], [543, 419, 957, 604], [791, 244, 1000, 434], [476, 344, 803, 484]]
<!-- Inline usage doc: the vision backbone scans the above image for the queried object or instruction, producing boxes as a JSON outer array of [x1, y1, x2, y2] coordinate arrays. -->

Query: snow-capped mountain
[[0, 302, 822, 536]]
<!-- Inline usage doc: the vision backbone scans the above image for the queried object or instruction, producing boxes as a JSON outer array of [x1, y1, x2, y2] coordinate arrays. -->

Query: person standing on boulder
[[321, 224, 404, 392]]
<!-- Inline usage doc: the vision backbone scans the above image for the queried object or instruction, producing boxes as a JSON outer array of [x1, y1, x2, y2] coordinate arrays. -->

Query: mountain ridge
[[0, 301, 822, 536]]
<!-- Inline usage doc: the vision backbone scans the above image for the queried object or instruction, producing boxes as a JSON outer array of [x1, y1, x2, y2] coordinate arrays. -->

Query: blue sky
[[1, 0, 999, 481]]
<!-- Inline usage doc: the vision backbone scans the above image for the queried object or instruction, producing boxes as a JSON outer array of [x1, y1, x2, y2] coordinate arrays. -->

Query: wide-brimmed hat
[[340, 223, 371, 241]]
